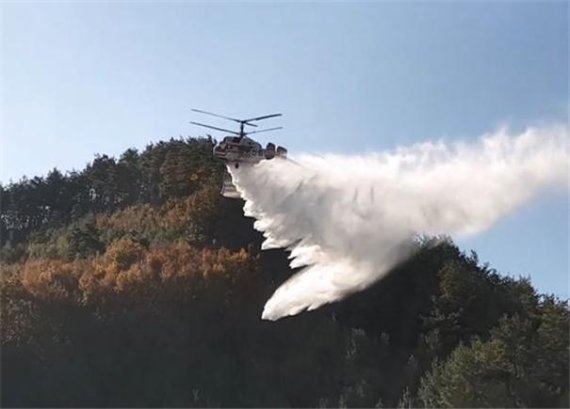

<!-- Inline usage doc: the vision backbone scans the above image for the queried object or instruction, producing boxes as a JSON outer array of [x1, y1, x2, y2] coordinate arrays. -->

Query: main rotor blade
[[246, 126, 283, 135], [191, 108, 240, 122], [191, 108, 257, 127], [243, 113, 282, 123], [190, 121, 241, 135]]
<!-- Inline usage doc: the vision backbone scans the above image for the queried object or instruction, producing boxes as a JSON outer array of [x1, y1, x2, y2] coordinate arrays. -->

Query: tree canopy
[[1, 137, 567, 408]]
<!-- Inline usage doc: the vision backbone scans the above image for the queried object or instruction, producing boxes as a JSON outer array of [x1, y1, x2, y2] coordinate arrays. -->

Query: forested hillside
[[1, 137, 568, 408]]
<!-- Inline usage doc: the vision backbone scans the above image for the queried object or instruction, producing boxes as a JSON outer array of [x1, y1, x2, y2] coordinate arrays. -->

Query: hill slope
[[1, 138, 568, 407]]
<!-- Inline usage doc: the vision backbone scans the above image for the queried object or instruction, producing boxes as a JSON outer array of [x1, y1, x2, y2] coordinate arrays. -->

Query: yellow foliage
[[95, 185, 221, 242]]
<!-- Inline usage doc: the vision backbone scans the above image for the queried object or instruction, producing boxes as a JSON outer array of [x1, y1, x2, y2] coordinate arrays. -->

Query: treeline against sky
[[1, 137, 568, 407]]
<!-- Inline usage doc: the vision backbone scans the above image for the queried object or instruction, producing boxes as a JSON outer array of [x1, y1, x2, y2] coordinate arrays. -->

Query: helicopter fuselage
[[214, 136, 264, 164], [213, 135, 286, 168]]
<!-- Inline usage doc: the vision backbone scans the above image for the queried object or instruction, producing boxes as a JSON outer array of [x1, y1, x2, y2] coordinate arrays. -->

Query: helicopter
[[190, 108, 287, 198], [190, 108, 287, 169]]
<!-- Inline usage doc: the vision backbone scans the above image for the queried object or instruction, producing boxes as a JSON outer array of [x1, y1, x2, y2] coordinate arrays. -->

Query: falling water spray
[[228, 125, 569, 321]]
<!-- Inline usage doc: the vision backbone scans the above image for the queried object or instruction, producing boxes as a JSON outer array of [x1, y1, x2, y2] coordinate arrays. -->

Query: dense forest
[[1, 137, 568, 408]]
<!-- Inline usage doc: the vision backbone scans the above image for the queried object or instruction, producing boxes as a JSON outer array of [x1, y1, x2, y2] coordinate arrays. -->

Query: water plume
[[227, 125, 569, 321]]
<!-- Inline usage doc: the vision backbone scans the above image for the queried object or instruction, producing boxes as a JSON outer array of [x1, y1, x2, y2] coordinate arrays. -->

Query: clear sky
[[1, 1, 568, 297]]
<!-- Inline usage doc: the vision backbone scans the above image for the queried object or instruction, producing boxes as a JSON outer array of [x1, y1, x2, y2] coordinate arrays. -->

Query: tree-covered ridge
[[1, 137, 568, 408], [1, 137, 224, 250]]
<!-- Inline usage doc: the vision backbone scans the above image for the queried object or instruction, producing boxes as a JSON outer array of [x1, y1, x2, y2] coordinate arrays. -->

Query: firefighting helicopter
[[190, 108, 287, 169], [190, 108, 287, 198]]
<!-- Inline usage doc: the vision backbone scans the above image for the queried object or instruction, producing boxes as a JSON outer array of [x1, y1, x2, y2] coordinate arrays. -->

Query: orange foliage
[[20, 259, 84, 302], [5, 238, 260, 307], [105, 238, 145, 271]]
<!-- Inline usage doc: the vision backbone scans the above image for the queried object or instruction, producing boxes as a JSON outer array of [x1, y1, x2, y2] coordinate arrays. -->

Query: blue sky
[[1, 1, 568, 297]]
